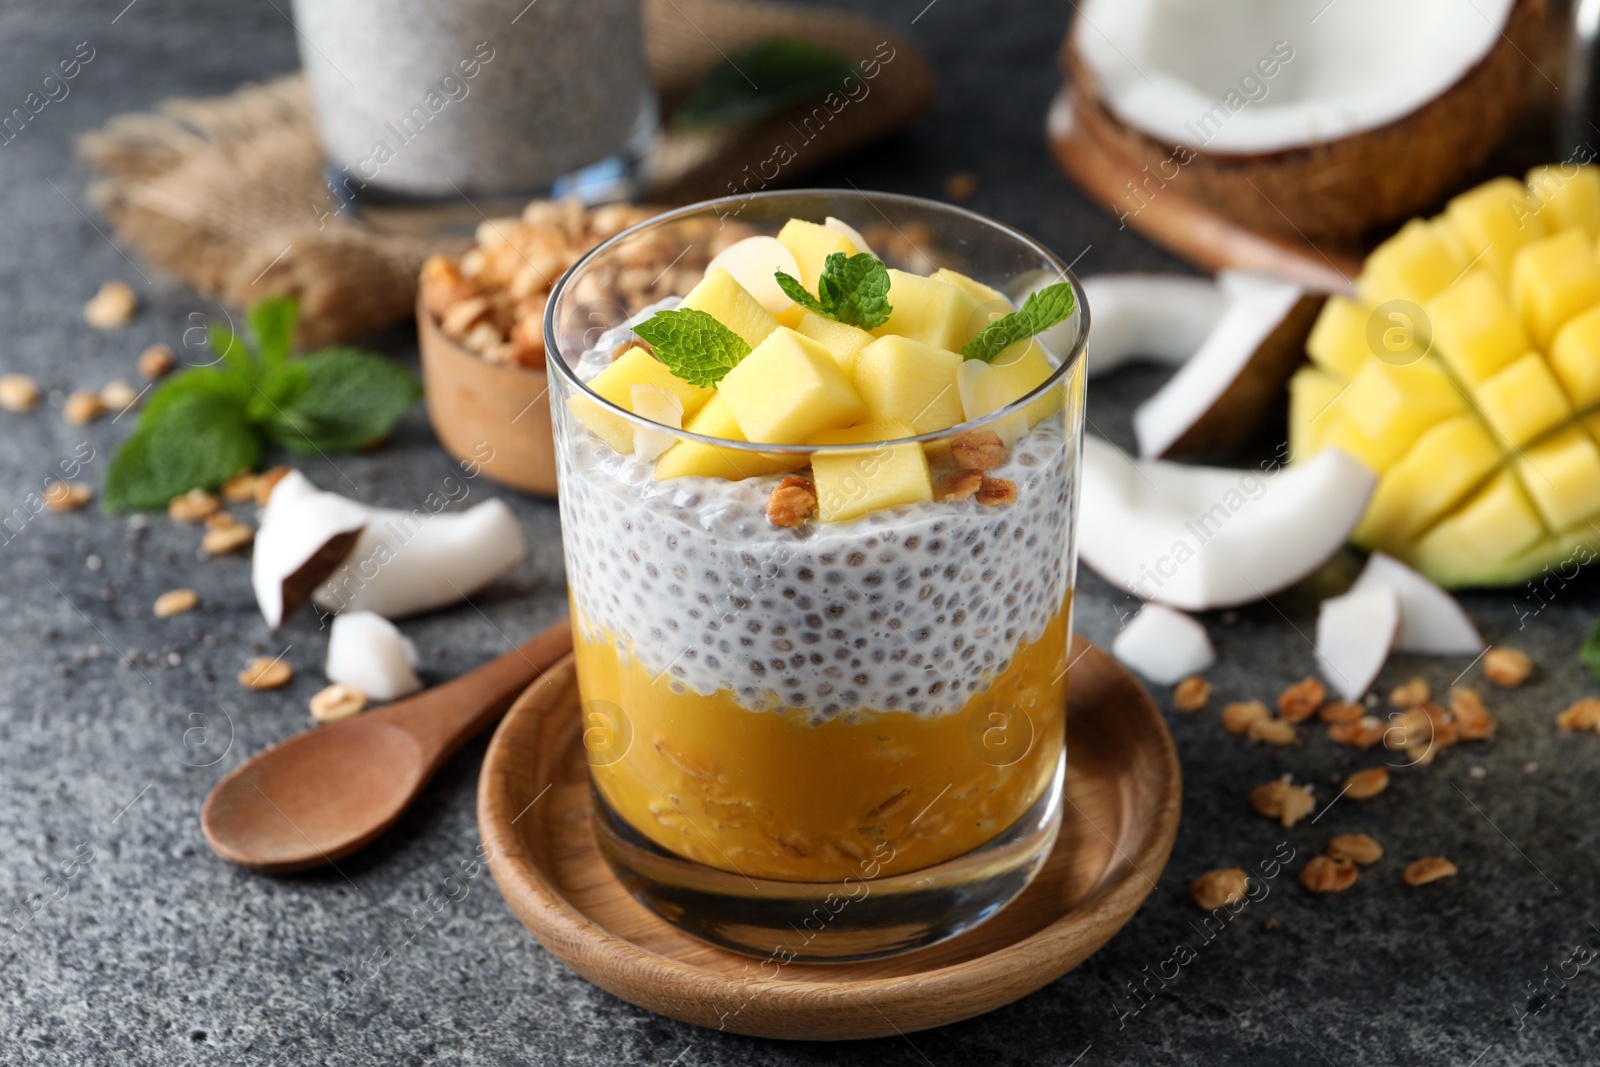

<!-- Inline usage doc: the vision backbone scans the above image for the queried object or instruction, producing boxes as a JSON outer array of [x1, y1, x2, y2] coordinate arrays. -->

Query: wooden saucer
[[477, 638, 1181, 1040]]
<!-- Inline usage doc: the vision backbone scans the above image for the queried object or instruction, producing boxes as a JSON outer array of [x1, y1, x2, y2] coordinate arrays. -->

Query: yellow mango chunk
[[1511, 229, 1600, 349], [717, 327, 864, 444], [1442, 177, 1542, 286], [1515, 425, 1600, 530], [932, 267, 1010, 315], [959, 339, 1058, 430], [1358, 218, 1467, 307], [679, 268, 780, 350], [1319, 415, 1409, 473], [1424, 269, 1530, 384], [1305, 296, 1373, 380], [809, 420, 932, 523], [874, 270, 982, 351], [852, 335, 966, 435], [1472, 352, 1573, 448], [1550, 301, 1600, 409], [653, 394, 807, 481], [1353, 414, 1502, 547], [795, 311, 875, 375], [1526, 164, 1600, 241], [1336, 358, 1465, 459], [1407, 470, 1546, 585], [568, 346, 714, 454], [776, 218, 859, 291], [1287, 366, 1345, 462]]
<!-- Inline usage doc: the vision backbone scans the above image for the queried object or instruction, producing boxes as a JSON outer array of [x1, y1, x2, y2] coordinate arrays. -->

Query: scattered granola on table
[[239, 656, 293, 690], [1343, 766, 1389, 799], [1300, 855, 1358, 894], [1402, 856, 1458, 887], [1190, 867, 1249, 910], [1172, 676, 1210, 713], [1250, 778, 1315, 828], [1556, 697, 1600, 732], [1389, 676, 1430, 708], [1483, 647, 1532, 688], [1276, 677, 1324, 723], [1326, 833, 1383, 866]]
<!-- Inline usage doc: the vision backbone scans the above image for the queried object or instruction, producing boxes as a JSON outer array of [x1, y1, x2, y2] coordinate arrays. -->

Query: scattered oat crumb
[[201, 521, 254, 555], [975, 476, 1017, 506], [934, 469, 983, 502], [63, 390, 105, 425], [1173, 676, 1211, 713], [1250, 778, 1315, 827], [100, 379, 140, 413], [1246, 716, 1298, 746], [1483, 647, 1532, 688], [1190, 867, 1249, 910], [1448, 686, 1497, 740], [310, 683, 367, 723], [766, 475, 817, 528], [239, 656, 293, 690], [1299, 855, 1357, 894], [1389, 676, 1431, 708], [1221, 699, 1269, 735], [1327, 714, 1386, 749], [1343, 766, 1389, 800], [1326, 833, 1383, 866], [84, 280, 138, 329], [153, 588, 198, 618], [1277, 677, 1325, 723], [1402, 856, 1457, 887], [944, 171, 979, 201], [1556, 697, 1600, 732], [1318, 700, 1364, 724], [1524, 760, 1539, 774], [221, 472, 259, 503], [168, 489, 221, 523], [0, 374, 40, 412], [950, 430, 1006, 471], [255, 466, 292, 506], [1385, 707, 1433, 750], [43, 481, 93, 512], [138, 343, 175, 379], [1468, 765, 1487, 781]]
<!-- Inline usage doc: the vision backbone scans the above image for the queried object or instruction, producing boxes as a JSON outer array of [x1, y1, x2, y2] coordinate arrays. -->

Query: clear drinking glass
[[545, 190, 1089, 961]]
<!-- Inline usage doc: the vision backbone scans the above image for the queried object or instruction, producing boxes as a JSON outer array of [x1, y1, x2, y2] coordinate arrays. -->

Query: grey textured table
[[2, 1, 1597, 1064]]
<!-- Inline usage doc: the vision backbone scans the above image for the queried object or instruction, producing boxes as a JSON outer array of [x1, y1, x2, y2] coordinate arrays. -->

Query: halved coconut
[[1132, 273, 1323, 459], [251, 470, 366, 630], [1349, 551, 1484, 655], [1111, 603, 1216, 684], [1069, 274, 1228, 379], [1079, 436, 1375, 611], [1063, 0, 1544, 241], [1315, 586, 1401, 702], [325, 611, 422, 701]]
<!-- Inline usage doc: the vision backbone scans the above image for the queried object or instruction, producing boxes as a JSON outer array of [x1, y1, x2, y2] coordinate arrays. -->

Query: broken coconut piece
[[1061, 274, 1227, 380], [1110, 603, 1215, 685], [1348, 552, 1483, 655], [1079, 436, 1376, 611], [325, 611, 421, 701], [630, 384, 684, 462], [1132, 272, 1323, 459], [703, 235, 802, 318], [1315, 585, 1402, 702], [250, 470, 366, 629]]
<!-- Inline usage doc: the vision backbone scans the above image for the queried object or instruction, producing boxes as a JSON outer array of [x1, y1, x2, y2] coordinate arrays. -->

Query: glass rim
[[543, 188, 1091, 455]]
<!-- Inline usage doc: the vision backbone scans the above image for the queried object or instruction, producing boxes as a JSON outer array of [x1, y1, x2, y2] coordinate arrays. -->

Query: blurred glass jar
[[291, 0, 657, 205]]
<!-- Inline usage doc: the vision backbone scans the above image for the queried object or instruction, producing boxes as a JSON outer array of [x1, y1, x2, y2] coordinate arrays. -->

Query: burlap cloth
[[75, 0, 934, 345]]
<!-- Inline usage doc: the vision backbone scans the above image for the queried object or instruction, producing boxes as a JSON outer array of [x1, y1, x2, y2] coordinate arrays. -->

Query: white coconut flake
[[326, 611, 421, 701], [1315, 586, 1400, 702], [1349, 551, 1484, 655], [1111, 603, 1216, 685]]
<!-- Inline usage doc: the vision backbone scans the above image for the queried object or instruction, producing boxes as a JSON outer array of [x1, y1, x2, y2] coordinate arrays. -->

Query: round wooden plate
[[477, 637, 1181, 1040]]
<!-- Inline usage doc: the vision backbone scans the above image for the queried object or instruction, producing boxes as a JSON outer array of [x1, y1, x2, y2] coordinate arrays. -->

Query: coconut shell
[[1062, 0, 1546, 243]]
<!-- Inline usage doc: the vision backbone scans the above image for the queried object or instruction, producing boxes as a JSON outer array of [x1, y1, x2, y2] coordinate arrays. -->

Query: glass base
[[591, 753, 1065, 963]]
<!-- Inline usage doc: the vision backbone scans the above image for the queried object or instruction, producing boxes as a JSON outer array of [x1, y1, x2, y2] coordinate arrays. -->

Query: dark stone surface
[[1, 1, 1597, 1064]]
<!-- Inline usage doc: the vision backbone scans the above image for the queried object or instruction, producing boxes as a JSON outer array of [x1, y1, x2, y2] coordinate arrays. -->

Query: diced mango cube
[[932, 267, 1010, 316], [717, 327, 864, 443], [1353, 414, 1502, 547], [795, 311, 875, 375], [1515, 425, 1600, 530], [1336, 358, 1465, 458], [1511, 229, 1600, 348], [1407, 470, 1546, 584], [1526, 164, 1600, 241], [567, 346, 714, 453], [1424, 269, 1530, 384], [809, 420, 932, 523], [776, 218, 859, 291], [679, 268, 780, 350], [874, 270, 982, 351], [851, 335, 966, 435], [1287, 366, 1345, 462], [653, 394, 807, 481], [1358, 218, 1467, 307], [958, 338, 1058, 433], [1442, 177, 1541, 286], [1305, 296, 1373, 380], [1473, 352, 1573, 448], [1320, 415, 1410, 473], [1551, 303, 1600, 408]]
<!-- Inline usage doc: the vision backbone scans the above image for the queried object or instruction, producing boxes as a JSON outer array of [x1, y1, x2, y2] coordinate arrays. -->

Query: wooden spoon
[[202, 617, 573, 874]]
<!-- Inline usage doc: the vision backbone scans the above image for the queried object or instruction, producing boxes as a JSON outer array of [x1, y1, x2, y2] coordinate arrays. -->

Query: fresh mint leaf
[[248, 296, 298, 371], [775, 252, 892, 331], [634, 308, 751, 387], [774, 272, 826, 315], [1582, 617, 1600, 682], [139, 366, 252, 427], [257, 348, 422, 453], [104, 391, 260, 511], [673, 38, 858, 128], [208, 323, 255, 376], [962, 282, 1076, 362]]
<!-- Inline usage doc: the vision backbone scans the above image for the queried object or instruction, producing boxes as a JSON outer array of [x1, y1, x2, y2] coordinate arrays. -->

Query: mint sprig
[[633, 307, 752, 387], [961, 282, 1077, 362], [104, 296, 421, 511], [775, 251, 892, 331]]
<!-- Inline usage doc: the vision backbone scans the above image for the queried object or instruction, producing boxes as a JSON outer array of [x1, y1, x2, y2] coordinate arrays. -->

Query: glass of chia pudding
[[545, 190, 1088, 961]]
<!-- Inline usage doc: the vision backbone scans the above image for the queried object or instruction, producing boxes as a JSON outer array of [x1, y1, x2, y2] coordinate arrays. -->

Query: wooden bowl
[[417, 297, 558, 496], [477, 638, 1181, 1040]]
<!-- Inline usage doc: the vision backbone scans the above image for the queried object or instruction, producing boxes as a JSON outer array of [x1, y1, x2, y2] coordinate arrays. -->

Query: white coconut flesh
[[1349, 551, 1484, 656], [1074, 0, 1513, 154], [1069, 273, 1227, 380], [325, 610, 422, 702], [630, 384, 684, 462], [704, 236, 801, 317], [1078, 436, 1376, 611], [251, 470, 367, 630], [825, 217, 876, 257], [1111, 602, 1216, 684], [1315, 585, 1401, 702]]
